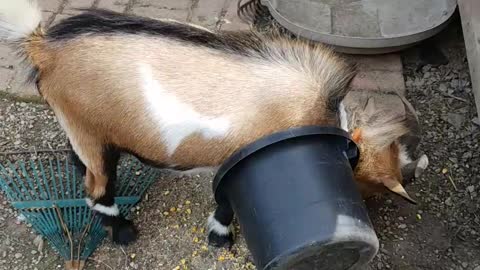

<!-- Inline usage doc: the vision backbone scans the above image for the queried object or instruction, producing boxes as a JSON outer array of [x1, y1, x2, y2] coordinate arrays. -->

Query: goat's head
[[341, 90, 428, 204], [351, 122, 417, 204]]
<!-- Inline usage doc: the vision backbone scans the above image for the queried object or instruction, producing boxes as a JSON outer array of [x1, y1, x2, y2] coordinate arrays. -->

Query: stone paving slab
[[97, 0, 129, 13], [351, 69, 405, 95], [190, 0, 227, 29], [41, 11, 55, 26], [0, 0, 405, 99], [63, 0, 96, 15], [38, 0, 62, 13], [132, 6, 189, 22], [347, 54, 406, 95], [136, 0, 191, 10], [0, 44, 15, 93]]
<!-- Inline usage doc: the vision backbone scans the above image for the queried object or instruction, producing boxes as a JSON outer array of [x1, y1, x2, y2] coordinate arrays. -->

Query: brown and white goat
[[340, 90, 429, 203], [0, 0, 426, 247]]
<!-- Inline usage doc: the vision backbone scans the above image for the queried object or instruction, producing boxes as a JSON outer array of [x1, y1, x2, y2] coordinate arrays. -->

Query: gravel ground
[[0, 17, 479, 270]]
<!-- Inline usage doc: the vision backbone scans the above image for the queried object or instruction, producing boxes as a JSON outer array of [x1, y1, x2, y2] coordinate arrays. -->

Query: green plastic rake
[[0, 151, 161, 269]]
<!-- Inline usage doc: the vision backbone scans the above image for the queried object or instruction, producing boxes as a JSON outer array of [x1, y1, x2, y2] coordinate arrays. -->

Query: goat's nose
[[401, 162, 417, 186]]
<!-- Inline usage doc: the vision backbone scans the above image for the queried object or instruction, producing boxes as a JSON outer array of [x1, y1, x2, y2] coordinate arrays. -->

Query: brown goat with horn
[[340, 90, 429, 203], [0, 0, 427, 248]]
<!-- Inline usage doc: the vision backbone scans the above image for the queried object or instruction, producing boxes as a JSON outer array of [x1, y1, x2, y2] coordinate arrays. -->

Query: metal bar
[[26, 210, 67, 258], [65, 159, 72, 199], [49, 159, 59, 200], [8, 161, 32, 200], [57, 158, 65, 200], [49, 208, 69, 255], [19, 161, 38, 200], [38, 160, 53, 200], [72, 163, 78, 200], [10, 197, 140, 209], [30, 160, 47, 200], [0, 164, 19, 201], [0, 148, 71, 156], [138, 170, 159, 197]]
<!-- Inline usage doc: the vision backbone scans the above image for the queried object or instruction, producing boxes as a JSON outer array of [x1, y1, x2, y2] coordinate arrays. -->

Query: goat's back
[[29, 9, 356, 166]]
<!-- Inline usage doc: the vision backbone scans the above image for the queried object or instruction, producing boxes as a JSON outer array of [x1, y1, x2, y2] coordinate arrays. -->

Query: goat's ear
[[414, 154, 429, 178], [401, 154, 429, 185], [352, 128, 362, 143], [383, 177, 417, 205]]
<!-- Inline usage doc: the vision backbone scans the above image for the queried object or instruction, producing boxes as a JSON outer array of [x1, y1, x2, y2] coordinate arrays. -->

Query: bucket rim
[[263, 236, 379, 270], [212, 126, 357, 200]]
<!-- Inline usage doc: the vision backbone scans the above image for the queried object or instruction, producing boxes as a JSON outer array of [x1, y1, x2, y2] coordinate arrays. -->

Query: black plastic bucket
[[213, 126, 379, 270]]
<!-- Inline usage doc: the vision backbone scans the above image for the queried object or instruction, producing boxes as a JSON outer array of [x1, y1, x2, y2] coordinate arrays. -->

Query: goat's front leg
[[69, 149, 86, 176], [84, 146, 138, 245], [207, 203, 235, 248]]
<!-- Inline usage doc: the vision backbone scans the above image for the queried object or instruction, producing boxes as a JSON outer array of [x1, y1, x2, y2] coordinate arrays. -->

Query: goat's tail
[[0, 0, 50, 85]]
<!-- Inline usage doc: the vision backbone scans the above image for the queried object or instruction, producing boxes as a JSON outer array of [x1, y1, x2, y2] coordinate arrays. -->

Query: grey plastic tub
[[261, 0, 457, 54]]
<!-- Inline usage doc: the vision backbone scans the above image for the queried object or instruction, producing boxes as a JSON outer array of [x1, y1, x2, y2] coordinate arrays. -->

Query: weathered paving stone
[[189, 0, 226, 30], [97, 0, 129, 13], [347, 54, 406, 95], [63, 0, 96, 15], [51, 13, 75, 26], [132, 6, 189, 22], [135, 0, 191, 10], [38, 0, 62, 13], [41, 11, 55, 27]]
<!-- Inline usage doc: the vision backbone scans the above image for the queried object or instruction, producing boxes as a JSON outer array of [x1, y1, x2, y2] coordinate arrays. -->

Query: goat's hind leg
[[207, 203, 235, 248], [83, 145, 138, 245]]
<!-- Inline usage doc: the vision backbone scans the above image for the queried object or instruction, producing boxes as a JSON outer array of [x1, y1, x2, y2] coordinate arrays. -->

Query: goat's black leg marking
[[207, 203, 235, 248], [69, 150, 86, 176], [87, 146, 138, 245]]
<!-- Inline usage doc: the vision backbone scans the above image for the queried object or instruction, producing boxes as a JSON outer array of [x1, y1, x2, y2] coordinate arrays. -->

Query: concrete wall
[[458, 0, 480, 117]]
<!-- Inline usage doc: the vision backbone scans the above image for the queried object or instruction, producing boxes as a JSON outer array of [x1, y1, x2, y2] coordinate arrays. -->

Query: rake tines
[[0, 152, 161, 269]]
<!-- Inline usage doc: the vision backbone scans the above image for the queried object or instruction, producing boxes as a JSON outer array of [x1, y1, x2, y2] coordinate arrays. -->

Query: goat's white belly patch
[[140, 64, 230, 156]]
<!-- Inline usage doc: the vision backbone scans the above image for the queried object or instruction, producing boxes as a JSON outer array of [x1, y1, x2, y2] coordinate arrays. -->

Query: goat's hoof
[[112, 218, 138, 245], [102, 216, 138, 245], [208, 231, 234, 249]]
